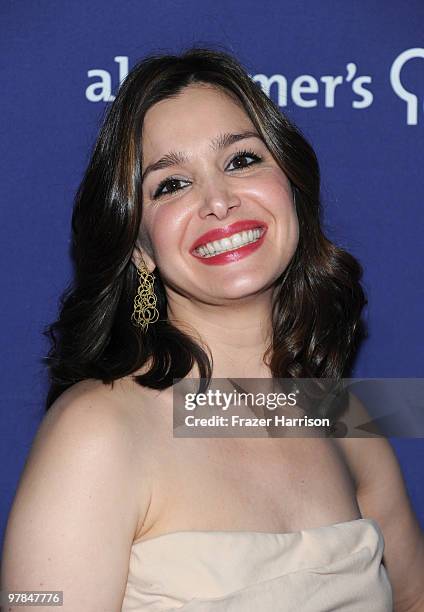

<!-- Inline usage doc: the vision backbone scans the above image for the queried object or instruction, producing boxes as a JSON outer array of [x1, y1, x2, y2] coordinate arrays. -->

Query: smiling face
[[135, 83, 299, 304]]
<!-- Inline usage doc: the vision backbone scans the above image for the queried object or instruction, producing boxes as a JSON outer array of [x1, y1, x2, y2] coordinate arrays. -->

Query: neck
[[166, 290, 274, 379]]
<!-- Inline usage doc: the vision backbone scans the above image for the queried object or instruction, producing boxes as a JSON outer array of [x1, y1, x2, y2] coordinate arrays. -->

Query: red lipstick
[[190, 220, 268, 266], [190, 220, 266, 251]]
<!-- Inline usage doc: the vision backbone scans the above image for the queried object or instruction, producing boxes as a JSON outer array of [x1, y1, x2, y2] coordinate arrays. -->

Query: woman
[[2, 47, 423, 611]]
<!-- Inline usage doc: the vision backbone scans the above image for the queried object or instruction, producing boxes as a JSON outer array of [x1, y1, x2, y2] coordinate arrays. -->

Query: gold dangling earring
[[131, 257, 159, 332]]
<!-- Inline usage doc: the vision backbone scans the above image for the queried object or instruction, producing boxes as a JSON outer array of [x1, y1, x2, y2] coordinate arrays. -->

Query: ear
[[131, 242, 156, 273]]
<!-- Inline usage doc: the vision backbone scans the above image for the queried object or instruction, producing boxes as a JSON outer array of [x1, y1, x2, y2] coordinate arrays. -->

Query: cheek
[[258, 173, 299, 250], [264, 171, 293, 206], [145, 207, 185, 263], [255, 174, 297, 228], [246, 167, 292, 207], [281, 202, 299, 253]]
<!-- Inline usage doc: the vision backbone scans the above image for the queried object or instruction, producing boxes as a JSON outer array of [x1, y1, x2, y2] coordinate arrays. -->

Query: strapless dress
[[121, 517, 393, 611]]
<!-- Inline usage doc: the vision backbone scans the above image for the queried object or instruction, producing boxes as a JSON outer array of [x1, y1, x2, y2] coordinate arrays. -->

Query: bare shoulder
[[332, 390, 406, 489], [37, 377, 124, 427], [332, 390, 413, 495], [44, 377, 141, 427], [37, 376, 161, 521], [28, 379, 144, 481], [40, 376, 162, 456], [1, 377, 156, 611]]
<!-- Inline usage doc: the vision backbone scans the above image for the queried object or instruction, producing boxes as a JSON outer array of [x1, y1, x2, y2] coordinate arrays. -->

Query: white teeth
[[231, 234, 242, 247], [194, 227, 264, 258]]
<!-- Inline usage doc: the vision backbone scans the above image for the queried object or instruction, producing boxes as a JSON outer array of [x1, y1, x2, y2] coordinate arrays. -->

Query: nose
[[198, 181, 241, 220]]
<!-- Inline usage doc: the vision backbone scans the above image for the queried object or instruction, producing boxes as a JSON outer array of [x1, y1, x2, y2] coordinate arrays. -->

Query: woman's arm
[[1, 381, 148, 611], [353, 436, 424, 612], [336, 394, 424, 612]]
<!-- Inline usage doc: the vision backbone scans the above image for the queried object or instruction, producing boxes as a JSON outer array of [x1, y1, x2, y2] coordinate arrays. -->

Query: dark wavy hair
[[43, 45, 367, 410]]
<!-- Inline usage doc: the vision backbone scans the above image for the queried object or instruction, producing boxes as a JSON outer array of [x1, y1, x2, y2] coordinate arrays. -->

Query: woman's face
[[137, 83, 299, 303]]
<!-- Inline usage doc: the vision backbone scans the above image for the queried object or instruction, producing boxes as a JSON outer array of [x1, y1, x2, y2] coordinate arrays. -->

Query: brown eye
[[227, 150, 262, 171], [153, 177, 190, 200]]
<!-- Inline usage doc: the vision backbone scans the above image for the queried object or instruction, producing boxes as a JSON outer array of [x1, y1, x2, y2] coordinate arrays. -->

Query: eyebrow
[[141, 130, 262, 183]]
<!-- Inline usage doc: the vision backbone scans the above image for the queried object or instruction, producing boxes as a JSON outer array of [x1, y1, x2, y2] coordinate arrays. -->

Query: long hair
[[43, 45, 367, 410]]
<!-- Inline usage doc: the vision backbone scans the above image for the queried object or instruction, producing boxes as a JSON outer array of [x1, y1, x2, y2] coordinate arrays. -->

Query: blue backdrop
[[1, 0, 423, 550]]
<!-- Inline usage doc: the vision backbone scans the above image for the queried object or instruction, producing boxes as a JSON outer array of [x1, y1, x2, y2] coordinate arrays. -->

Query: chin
[[210, 275, 276, 300]]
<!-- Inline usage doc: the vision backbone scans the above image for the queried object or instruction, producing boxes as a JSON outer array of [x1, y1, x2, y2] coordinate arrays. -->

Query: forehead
[[141, 84, 254, 155]]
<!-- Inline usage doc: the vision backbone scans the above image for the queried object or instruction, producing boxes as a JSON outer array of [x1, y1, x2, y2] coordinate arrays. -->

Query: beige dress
[[121, 517, 393, 611]]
